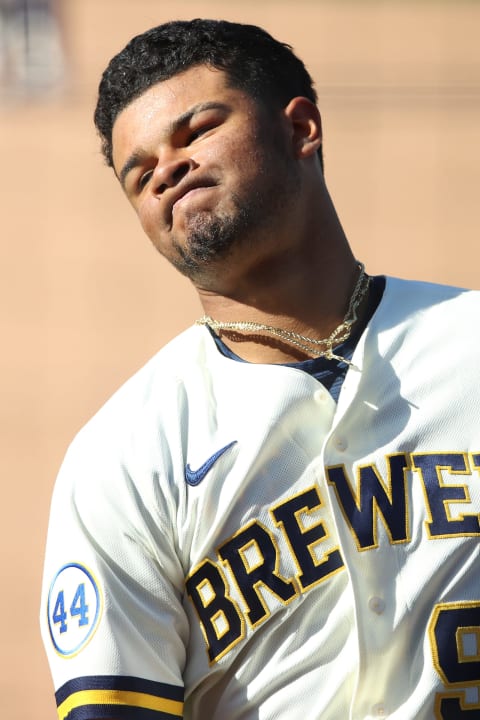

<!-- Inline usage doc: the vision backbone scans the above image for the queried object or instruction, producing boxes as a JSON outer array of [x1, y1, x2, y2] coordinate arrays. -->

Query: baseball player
[[40, 19, 480, 720]]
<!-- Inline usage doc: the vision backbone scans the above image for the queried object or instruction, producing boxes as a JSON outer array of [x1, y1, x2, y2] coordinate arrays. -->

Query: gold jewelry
[[196, 262, 370, 364]]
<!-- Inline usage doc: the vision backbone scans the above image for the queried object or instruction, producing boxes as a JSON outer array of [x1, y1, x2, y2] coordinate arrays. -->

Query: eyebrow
[[118, 101, 230, 190]]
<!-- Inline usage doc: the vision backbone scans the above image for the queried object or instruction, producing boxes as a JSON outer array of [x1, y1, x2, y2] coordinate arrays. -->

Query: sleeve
[[40, 427, 188, 720]]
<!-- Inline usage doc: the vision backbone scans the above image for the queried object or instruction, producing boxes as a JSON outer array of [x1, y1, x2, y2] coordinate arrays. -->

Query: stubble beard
[[169, 156, 301, 283], [169, 192, 256, 280]]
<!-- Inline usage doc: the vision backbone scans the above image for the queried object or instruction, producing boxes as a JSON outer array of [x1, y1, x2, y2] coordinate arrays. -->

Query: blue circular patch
[[47, 563, 102, 657]]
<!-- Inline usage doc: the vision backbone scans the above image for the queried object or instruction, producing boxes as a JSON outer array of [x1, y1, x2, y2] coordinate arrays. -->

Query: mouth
[[168, 180, 218, 224], [174, 186, 214, 210]]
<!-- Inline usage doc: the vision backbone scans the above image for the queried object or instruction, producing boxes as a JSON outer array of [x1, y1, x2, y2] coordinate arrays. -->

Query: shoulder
[[75, 325, 210, 439], [56, 325, 217, 492], [382, 275, 479, 307], [374, 276, 480, 329], [363, 276, 480, 367]]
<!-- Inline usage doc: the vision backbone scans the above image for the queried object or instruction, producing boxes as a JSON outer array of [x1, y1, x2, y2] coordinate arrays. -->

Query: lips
[[166, 179, 217, 223]]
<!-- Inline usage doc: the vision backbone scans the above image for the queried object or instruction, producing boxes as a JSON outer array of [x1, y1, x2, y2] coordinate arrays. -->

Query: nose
[[152, 155, 197, 196]]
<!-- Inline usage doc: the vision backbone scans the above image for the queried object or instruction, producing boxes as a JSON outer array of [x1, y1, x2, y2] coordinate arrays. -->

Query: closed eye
[[187, 122, 218, 145], [138, 169, 153, 191]]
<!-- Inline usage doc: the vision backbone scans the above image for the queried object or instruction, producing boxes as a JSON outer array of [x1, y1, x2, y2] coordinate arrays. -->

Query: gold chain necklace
[[196, 261, 370, 364]]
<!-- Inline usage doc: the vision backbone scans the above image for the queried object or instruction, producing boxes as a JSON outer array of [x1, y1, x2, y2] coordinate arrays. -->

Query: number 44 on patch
[[47, 563, 102, 657]]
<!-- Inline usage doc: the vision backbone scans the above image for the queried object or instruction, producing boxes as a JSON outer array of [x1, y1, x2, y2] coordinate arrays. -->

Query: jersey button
[[314, 388, 329, 404], [368, 596, 385, 614], [371, 702, 387, 717]]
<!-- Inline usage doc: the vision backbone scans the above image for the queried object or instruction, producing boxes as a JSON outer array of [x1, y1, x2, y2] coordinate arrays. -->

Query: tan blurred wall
[[1, 1, 479, 718]]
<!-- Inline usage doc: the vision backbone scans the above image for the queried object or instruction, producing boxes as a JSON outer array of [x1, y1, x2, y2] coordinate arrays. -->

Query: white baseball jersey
[[40, 276, 480, 720]]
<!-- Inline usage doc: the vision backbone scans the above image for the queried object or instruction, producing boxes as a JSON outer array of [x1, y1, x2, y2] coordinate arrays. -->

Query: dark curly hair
[[94, 19, 321, 169]]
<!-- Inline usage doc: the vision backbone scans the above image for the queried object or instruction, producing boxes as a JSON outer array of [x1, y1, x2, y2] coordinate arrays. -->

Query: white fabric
[[40, 276, 480, 719]]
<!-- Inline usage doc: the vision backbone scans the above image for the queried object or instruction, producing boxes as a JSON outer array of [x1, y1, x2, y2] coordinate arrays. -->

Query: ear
[[283, 96, 322, 159]]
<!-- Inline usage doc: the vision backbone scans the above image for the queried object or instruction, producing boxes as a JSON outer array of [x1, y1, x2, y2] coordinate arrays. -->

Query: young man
[[40, 19, 480, 720]]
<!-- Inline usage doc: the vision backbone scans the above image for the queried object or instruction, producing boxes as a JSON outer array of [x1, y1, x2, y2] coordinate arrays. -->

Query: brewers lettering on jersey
[[40, 19, 480, 720]]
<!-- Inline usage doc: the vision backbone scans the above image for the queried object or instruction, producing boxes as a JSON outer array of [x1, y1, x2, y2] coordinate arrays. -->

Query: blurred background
[[1, 1, 479, 717]]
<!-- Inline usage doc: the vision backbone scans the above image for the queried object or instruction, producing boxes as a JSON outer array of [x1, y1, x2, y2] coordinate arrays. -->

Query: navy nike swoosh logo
[[185, 441, 237, 486]]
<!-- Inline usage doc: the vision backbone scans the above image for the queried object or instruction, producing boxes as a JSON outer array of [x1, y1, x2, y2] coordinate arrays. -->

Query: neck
[[194, 181, 360, 363], [197, 252, 363, 363], [198, 261, 369, 365]]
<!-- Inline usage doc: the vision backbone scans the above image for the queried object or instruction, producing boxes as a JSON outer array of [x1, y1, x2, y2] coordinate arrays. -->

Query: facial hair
[[170, 191, 258, 278], [169, 149, 301, 282]]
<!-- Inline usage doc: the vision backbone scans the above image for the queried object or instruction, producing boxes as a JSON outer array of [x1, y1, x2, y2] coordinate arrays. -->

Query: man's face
[[111, 65, 301, 287]]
